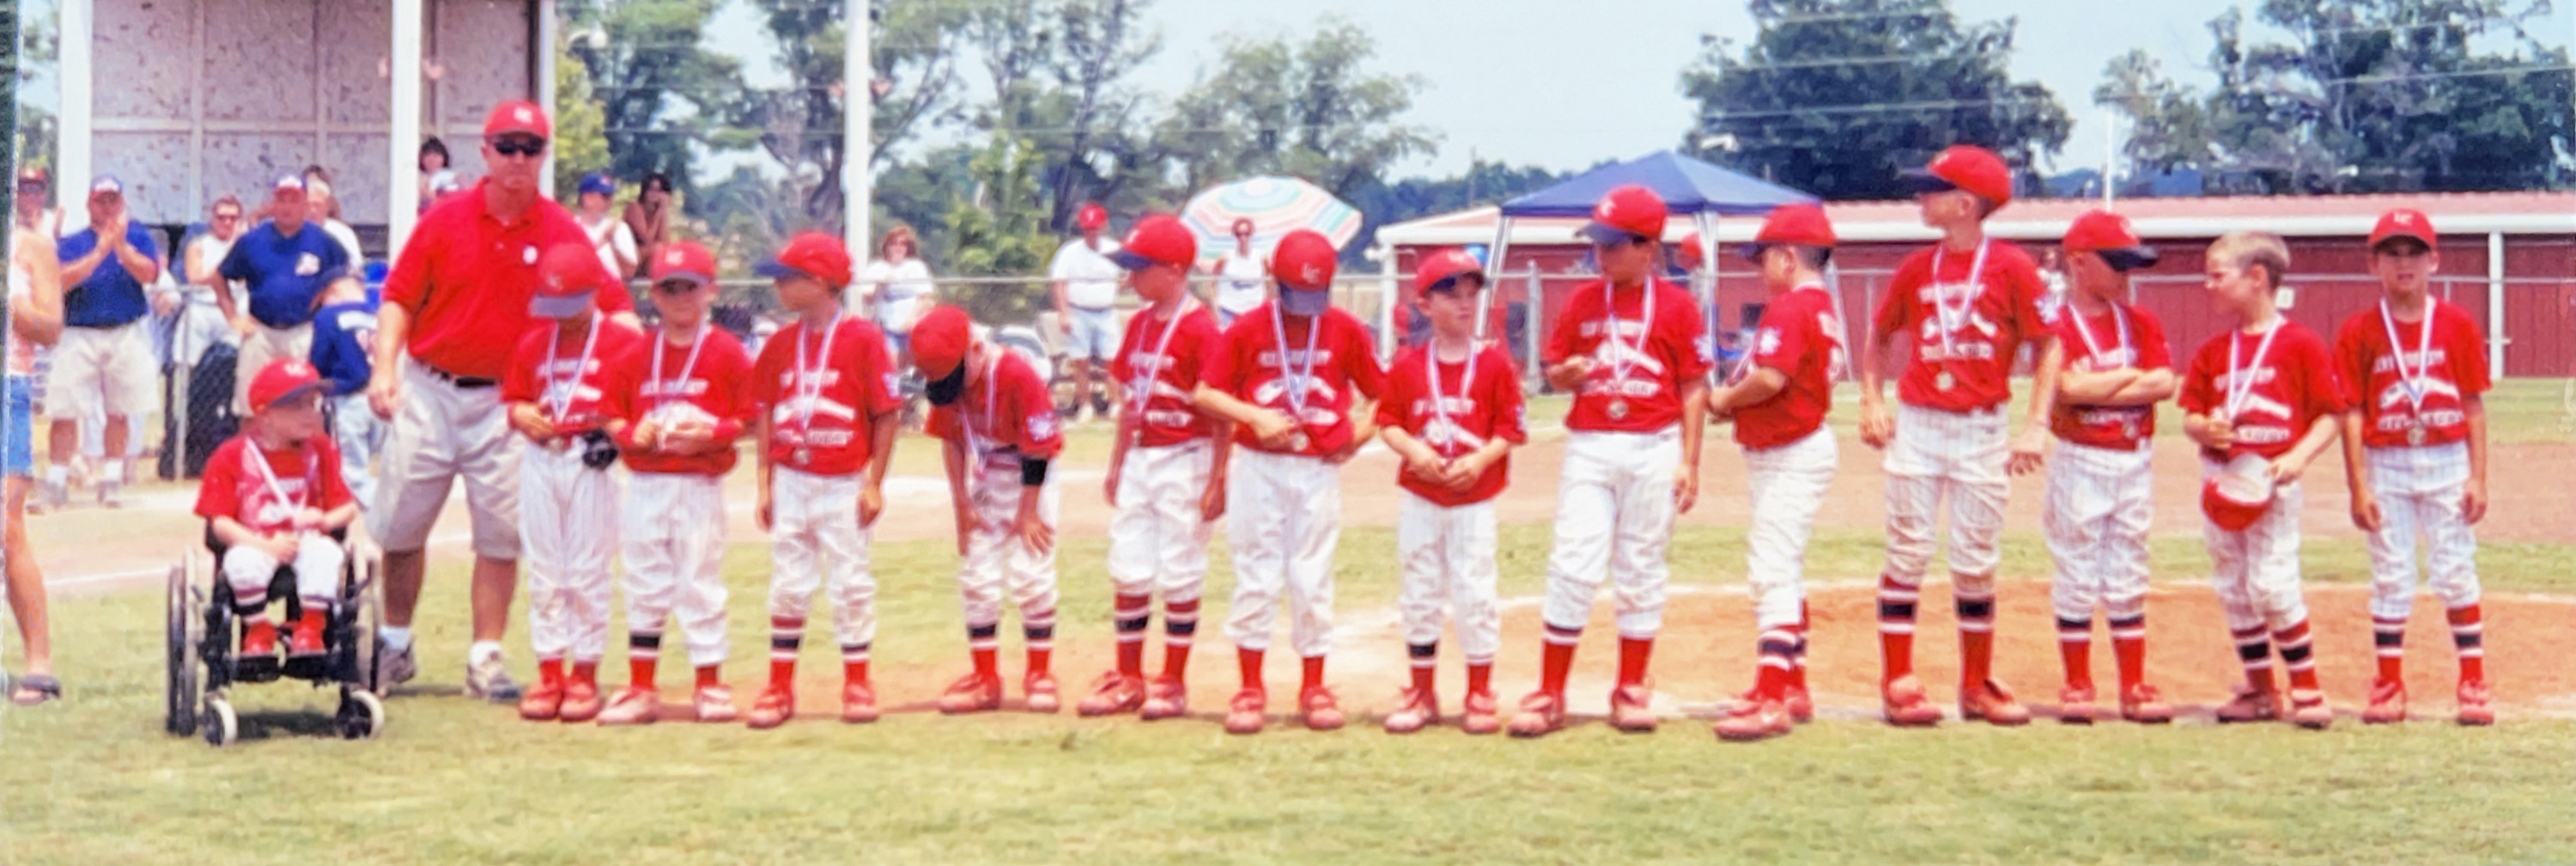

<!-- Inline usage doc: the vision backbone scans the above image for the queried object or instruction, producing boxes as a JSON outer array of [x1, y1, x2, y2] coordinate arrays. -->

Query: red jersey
[[927, 350, 1066, 467], [1545, 277, 1712, 433], [605, 326, 755, 476], [750, 314, 902, 476], [382, 185, 635, 380], [1872, 239, 2051, 412], [1732, 284, 1844, 449], [1200, 304, 1386, 457], [1109, 300, 1224, 448], [2178, 319, 2347, 461], [501, 318, 647, 442], [2333, 299, 2489, 449], [194, 434, 355, 535], [2047, 300, 2173, 451], [1374, 342, 1526, 506]]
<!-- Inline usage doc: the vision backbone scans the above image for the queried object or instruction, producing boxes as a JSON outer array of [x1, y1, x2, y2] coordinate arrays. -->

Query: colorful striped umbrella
[[1179, 176, 1364, 265]]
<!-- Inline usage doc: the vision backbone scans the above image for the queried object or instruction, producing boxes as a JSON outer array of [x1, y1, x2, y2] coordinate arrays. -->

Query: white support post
[[537, 0, 559, 199], [841, 0, 872, 305], [2488, 231, 2507, 375], [60, 0, 94, 211], [388, 0, 425, 257], [1376, 242, 1398, 363]]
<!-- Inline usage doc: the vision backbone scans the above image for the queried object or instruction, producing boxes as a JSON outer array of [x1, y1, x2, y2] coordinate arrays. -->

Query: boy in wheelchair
[[191, 359, 361, 672]]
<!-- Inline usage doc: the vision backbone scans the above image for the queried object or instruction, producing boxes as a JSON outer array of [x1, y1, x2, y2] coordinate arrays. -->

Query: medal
[[2407, 425, 2426, 447], [2378, 300, 2436, 446], [648, 322, 711, 436], [1935, 371, 1955, 392], [791, 312, 845, 462], [1606, 398, 1631, 420], [1290, 432, 1311, 452], [542, 316, 605, 433], [794, 447, 812, 465], [1268, 302, 1326, 455], [1597, 278, 1656, 419], [1928, 241, 1992, 397], [1424, 338, 1477, 458]]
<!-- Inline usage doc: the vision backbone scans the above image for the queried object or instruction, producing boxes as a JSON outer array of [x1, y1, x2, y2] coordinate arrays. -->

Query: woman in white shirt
[[574, 173, 640, 280], [861, 224, 936, 357], [1208, 218, 1267, 326]]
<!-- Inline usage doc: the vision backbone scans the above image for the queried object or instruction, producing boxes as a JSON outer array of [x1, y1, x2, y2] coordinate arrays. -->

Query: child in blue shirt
[[308, 277, 381, 510]]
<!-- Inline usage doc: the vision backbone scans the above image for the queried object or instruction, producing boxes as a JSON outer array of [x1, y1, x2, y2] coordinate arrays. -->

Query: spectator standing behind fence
[[1208, 218, 1267, 327], [44, 174, 163, 510], [1050, 202, 1123, 423], [15, 168, 60, 240], [311, 277, 382, 512], [216, 176, 354, 418], [9, 216, 68, 704], [575, 173, 640, 281], [861, 225, 935, 359], [304, 174, 368, 270], [417, 137, 451, 213], [181, 195, 251, 362], [622, 173, 675, 277]]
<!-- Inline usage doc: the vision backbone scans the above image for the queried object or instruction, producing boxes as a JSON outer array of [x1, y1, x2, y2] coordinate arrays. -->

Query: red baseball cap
[[1579, 185, 1668, 245], [911, 305, 975, 380], [1903, 144, 2014, 208], [1676, 232, 1705, 268], [755, 231, 855, 288], [483, 101, 551, 140], [1077, 201, 1109, 230], [1741, 203, 1837, 262], [1413, 247, 1486, 297], [1111, 214, 1197, 271], [2201, 454, 2277, 532], [532, 243, 611, 318], [248, 359, 327, 412], [1272, 229, 1340, 291], [2369, 208, 2438, 253], [648, 241, 718, 288], [2063, 209, 2160, 271]]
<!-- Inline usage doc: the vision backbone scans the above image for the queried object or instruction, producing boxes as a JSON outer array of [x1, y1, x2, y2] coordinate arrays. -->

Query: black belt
[[422, 364, 498, 389], [1072, 305, 1116, 314]]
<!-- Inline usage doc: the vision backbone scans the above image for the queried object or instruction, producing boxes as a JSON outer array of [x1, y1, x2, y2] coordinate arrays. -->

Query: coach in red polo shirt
[[365, 101, 639, 700]]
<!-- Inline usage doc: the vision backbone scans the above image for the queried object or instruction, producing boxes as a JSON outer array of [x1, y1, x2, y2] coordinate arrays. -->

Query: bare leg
[[46, 419, 75, 472], [101, 415, 130, 467], [1068, 359, 1093, 414], [470, 555, 517, 643], [3, 479, 52, 679], [382, 548, 426, 629]]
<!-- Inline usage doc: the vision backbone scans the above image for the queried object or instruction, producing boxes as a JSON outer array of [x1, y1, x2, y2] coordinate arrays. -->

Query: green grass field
[[8, 521, 2576, 865]]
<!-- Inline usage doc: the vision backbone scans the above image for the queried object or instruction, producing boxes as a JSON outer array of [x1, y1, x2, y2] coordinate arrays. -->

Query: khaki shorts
[[44, 320, 156, 419], [370, 360, 524, 558], [234, 322, 314, 414]]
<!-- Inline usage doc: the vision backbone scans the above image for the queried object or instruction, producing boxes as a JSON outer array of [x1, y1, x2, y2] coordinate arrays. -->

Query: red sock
[[1162, 599, 1199, 680], [1024, 612, 1056, 676], [1876, 575, 1917, 682], [2275, 620, 2321, 694], [2372, 615, 2406, 682], [1302, 655, 1327, 691], [294, 608, 327, 644], [1467, 661, 1492, 695], [1616, 636, 1653, 686], [1236, 646, 1265, 692], [629, 633, 660, 688], [1113, 592, 1150, 677], [972, 646, 999, 678], [2448, 604, 2485, 682], [2057, 617, 2093, 690], [769, 658, 796, 688], [1540, 625, 1579, 695], [1755, 630, 1797, 700], [2109, 615, 2147, 690], [1026, 645, 1052, 677], [538, 657, 566, 687], [1407, 644, 1437, 693], [1788, 624, 1809, 694], [695, 664, 721, 688], [571, 661, 599, 687], [1957, 589, 1997, 686]]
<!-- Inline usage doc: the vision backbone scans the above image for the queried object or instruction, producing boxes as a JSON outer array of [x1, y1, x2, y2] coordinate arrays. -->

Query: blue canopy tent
[[1478, 150, 1820, 345]]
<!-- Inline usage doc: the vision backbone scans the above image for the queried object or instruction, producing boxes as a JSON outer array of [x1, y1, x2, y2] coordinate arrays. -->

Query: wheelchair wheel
[[336, 689, 385, 740], [165, 561, 203, 737], [202, 695, 238, 747]]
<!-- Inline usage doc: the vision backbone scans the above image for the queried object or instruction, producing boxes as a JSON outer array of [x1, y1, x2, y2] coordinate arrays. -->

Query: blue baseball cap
[[578, 172, 615, 197]]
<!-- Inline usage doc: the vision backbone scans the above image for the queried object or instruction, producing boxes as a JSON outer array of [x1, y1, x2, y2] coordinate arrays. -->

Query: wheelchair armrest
[[204, 522, 352, 557]]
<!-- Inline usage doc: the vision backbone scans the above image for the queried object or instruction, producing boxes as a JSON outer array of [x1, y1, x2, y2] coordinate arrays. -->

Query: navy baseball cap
[[579, 172, 615, 197]]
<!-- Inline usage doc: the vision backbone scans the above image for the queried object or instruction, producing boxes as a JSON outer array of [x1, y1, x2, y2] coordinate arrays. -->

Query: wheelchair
[[163, 526, 386, 746]]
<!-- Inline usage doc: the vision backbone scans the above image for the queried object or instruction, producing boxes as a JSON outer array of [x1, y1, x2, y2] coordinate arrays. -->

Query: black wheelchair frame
[[164, 526, 386, 746]]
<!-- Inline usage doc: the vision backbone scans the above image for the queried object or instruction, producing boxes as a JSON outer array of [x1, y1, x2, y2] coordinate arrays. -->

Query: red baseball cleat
[[518, 680, 564, 722], [1076, 672, 1145, 717], [1881, 674, 1941, 727], [2058, 684, 2097, 725], [1139, 675, 1188, 721], [1607, 683, 1657, 733], [1459, 689, 1501, 735], [1712, 698, 1793, 742], [1959, 680, 2032, 726], [840, 680, 879, 723], [1299, 686, 1346, 731], [1224, 688, 1267, 735], [1382, 686, 1437, 735], [938, 672, 1002, 715], [2289, 689, 2333, 729], [2362, 678, 2407, 724], [1506, 691, 1565, 738], [1024, 670, 1061, 714], [2455, 680, 2494, 726], [2117, 682, 2172, 724], [2215, 685, 2282, 723], [745, 684, 796, 729]]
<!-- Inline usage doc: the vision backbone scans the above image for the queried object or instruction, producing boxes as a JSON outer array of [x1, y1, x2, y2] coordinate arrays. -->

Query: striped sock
[[968, 622, 999, 678], [1236, 646, 1265, 692], [1540, 624, 1580, 696], [1793, 602, 1812, 688], [2108, 614, 2148, 691], [770, 615, 805, 686], [1024, 609, 1057, 676], [2275, 620, 2320, 697], [2231, 625, 2273, 692], [1756, 629, 1799, 701], [629, 631, 662, 687], [1163, 599, 1199, 680], [1956, 589, 1997, 686], [1407, 643, 1437, 692], [841, 642, 871, 685], [1876, 574, 1918, 682], [2372, 615, 2406, 682], [1113, 593, 1151, 677], [2447, 604, 2484, 683], [2057, 616, 2093, 690]]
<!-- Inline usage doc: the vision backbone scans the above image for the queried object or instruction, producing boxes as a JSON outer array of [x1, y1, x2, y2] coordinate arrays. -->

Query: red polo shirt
[[383, 184, 635, 380]]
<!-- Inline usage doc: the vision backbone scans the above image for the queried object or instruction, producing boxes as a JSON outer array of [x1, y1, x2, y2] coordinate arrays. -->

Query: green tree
[[13, 4, 56, 178], [1341, 160, 1564, 263], [941, 135, 1060, 323], [551, 39, 612, 204], [2093, 49, 2216, 183], [1678, 0, 2073, 199], [1157, 15, 1437, 198], [563, 0, 744, 202], [957, 0, 1172, 230]]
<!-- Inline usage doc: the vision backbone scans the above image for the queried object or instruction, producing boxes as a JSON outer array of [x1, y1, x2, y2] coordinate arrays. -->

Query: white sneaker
[[465, 653, 525, 703], [95, 479, 123, 509], [374, 643, 418, 689]]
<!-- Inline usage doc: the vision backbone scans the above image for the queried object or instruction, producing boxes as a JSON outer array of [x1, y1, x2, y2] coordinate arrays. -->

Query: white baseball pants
[[2044, 441, 2154, 623], [1745, 429, 1837, 631], [770, 467, 878, 649], [373, 362, 523, 558], [1881, 404, 2008, 586], [1225, 449, 1341, 657], [1107, 440, 1214, 604], [621, 473, 730, 667], [1397, 492, 1501, 661], [2363, 442, 2479, 619], [1541, 429, 1680, 637], [959, 466, 1060, 630], [222, 534, 344, 606], [2202, 459, 2311, 634], [330, 393, 384, 514], [520, 444, 617, 664]]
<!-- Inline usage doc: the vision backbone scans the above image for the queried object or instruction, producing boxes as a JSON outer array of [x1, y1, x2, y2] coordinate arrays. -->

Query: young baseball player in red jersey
[[1859, 145, 2059, 728], [744, 233, 903, 729], [593, 241, 756, 726], [1705, 204, 1843, 742], [2036, 210, 2178, 725], [2179, 231, 2347, 730], [194, 360, 358, 677], [1080, 214, 1230, 720], [1194, 229, 1385, 735], [1376, 247, 1526, 735], [1510, 185, 1713, 739], [502, 245, 647, 723], [914, 305, 1069, 715], [2334, 209, 2494, 726]]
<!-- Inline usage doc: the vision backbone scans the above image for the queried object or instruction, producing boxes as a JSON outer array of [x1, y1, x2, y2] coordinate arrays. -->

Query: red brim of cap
[[528, 290, 596, 318], [255, 381, 327, 413], [2201, 475, 2275, 532]]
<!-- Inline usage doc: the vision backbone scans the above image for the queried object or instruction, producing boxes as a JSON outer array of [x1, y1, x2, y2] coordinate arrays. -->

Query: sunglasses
[[653, 279, 704, 296], [492, 137, 548, 158]]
